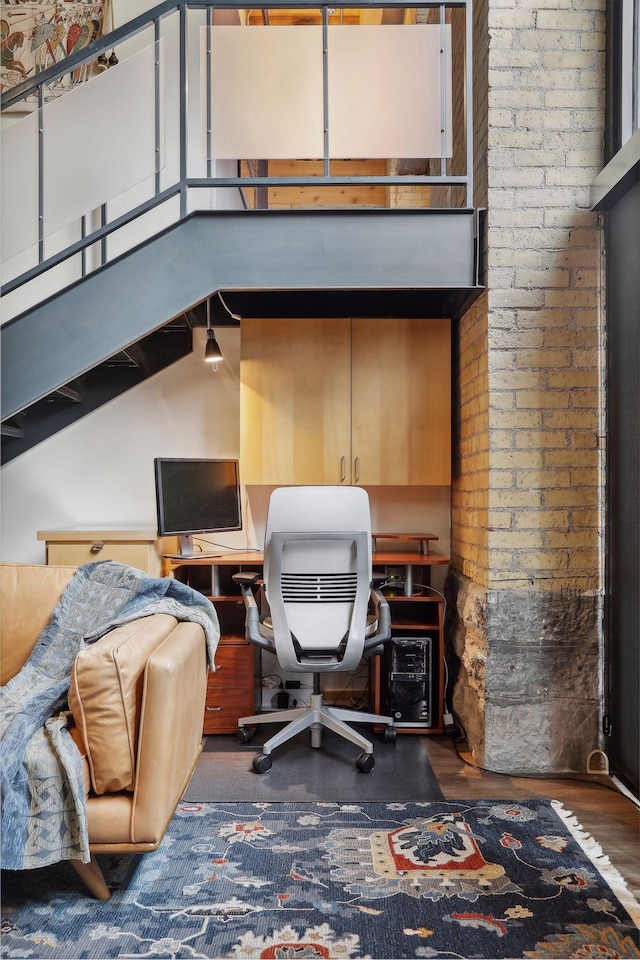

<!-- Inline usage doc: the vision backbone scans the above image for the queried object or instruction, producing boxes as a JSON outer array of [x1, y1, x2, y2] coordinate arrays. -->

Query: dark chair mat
[[183, 723, 444, 802]]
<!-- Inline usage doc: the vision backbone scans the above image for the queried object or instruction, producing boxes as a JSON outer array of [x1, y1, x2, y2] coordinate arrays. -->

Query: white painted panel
[[1, 112, 39, 262], [205, 26, 324, 160], [328, 25, 452, 159], [42, 40, 162, 237]]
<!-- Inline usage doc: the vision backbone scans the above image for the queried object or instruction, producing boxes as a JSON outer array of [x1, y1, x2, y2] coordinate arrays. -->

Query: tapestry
[[1, 1, 110, 103], [2, 799, 639, 958]]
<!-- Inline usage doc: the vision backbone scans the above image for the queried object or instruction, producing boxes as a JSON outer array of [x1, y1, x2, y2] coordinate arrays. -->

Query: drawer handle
[[206, 706, 224, 712], [90, 543, 104, 553]]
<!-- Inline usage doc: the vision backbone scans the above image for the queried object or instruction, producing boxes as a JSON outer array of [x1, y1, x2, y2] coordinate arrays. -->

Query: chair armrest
[[232, 571, 261, 588], [233, 574, 276, 653], [130, 620, 207, 844], [363, 589, 392, 653]]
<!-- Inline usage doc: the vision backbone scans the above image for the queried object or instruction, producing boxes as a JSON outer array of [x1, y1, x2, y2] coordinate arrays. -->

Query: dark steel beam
[[2, 208, 478, 420]]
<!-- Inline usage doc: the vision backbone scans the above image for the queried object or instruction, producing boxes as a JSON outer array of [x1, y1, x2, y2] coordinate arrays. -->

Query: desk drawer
[[47, 542, 158, 573], [204, 644, 254, 734]]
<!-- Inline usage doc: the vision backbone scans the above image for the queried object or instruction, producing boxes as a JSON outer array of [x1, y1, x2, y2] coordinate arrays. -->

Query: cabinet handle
[[90, 543, 104, 553], [340, 455, 346, 482], [206, 706, 224, 711], [354, 456, 360, 483]]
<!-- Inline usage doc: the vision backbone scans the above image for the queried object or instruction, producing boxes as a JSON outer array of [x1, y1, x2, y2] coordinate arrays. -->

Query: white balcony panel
[[203, 24, 451, 162], [42, 41, 163, 241], [205, 26, 324, 160], [1, 113, 39, 263], [328, 25, 452, 159]]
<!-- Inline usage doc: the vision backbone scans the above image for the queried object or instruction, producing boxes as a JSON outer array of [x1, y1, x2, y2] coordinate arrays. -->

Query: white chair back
[[264, 487, 373, 672]]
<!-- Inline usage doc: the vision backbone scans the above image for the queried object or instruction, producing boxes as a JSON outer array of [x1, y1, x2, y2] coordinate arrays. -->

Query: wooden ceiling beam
[[241, 8, 404, 27], [360, 9, 384, 23]]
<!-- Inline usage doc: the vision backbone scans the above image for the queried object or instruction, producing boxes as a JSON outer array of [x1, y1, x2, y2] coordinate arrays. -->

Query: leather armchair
[[1, 563, 208, 899]]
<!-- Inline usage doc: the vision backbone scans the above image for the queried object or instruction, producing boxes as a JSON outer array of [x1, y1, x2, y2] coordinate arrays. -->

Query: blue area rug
[[2, 799, 639, 959]]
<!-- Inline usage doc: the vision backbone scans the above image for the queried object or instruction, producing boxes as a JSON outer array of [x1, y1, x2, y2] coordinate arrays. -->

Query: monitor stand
[[179, 535, 194, 557], [163, 535, 222, 561]]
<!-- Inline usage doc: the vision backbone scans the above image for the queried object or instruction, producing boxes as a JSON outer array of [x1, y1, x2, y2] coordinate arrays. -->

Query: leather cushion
[[68, 614, 179, 795], [0, 563, 76, 685]]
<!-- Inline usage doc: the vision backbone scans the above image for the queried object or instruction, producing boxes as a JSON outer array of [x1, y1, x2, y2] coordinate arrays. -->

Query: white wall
[[0, 327, 243, 561], [1, 318, 451, 586]]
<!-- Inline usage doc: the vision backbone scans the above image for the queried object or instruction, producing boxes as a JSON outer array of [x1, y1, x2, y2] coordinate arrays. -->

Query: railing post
[[206, 6, 213, 180], [465, 0, 474, 209], [179, 2, 187, 218], [37, 84, 44, 264], [155, 16, 162, 196], [439, 4, 448, 179], [322, 5, 330, 177], [100, 204, 107, 265]]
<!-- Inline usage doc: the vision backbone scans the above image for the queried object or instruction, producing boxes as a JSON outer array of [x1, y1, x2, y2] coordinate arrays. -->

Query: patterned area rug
[[2, 800, 639, 959]]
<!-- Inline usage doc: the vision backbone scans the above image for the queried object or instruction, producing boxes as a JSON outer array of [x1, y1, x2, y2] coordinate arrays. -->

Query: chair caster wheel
[[356, 753, 375, 773], [236, 727, 254, 745], [383, 725, 397, 744], [253, 753, 272, 774]]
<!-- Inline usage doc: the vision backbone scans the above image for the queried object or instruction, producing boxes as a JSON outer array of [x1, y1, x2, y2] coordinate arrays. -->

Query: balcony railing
[[1, 1, 474, 306]]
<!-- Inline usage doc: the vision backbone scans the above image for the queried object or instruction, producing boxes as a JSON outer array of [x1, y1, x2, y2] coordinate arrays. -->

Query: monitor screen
[[154, 458, 241, 556]]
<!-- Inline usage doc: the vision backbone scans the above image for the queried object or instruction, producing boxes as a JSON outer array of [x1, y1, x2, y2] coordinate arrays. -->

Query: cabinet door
[[241, 318, 352, 485], [351, 318, 451, 485]]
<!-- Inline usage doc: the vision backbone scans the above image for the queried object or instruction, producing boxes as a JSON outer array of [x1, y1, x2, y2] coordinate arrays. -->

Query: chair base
[[238, 693, 394, 758]]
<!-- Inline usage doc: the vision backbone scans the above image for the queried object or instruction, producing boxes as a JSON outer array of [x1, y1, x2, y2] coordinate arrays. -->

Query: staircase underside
[[1, 207, 482, 462]]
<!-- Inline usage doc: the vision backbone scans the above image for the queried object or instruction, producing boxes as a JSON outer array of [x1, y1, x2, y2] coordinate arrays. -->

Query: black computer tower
[[388, 636, 433, 727]]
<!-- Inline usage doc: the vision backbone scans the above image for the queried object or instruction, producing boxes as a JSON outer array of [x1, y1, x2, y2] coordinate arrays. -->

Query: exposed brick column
[[448, 0, 606, 772]]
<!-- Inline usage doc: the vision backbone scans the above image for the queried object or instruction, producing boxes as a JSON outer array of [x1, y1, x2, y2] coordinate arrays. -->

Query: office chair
[[233, 486, 396, 774]]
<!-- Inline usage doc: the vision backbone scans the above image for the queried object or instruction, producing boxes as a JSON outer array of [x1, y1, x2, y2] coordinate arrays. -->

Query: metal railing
[[1, 0, 474, 300]]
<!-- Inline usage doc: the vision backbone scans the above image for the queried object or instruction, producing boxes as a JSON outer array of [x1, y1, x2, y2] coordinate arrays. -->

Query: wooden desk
[[163, 549, 449, 735], [163, 549, 448, 597], [162, 550, 449, 575]]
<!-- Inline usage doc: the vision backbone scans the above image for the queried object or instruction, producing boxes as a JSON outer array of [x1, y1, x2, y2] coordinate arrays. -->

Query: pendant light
[[204, 298, 223, 367]]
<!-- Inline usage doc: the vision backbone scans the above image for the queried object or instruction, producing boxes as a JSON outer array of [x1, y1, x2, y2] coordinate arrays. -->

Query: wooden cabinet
[[241, 318, 351, 485], [38, 527, 174, 575], [240, 317, 451, 486], [203, 642, 255, 734], [351, 319, 451, 485]]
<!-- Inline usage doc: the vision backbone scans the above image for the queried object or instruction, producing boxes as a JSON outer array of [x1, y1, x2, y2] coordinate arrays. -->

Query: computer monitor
[[154, 457, 242, 557]]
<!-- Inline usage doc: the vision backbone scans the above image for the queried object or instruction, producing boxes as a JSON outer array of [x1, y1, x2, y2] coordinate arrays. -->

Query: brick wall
[[448, 0, 606, 772], [451, 0, 489, 585], [486, 0, 605, 592], [451, 292, 490, 586]]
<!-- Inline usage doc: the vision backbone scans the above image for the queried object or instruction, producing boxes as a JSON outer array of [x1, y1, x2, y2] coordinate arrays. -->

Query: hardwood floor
[[422, 735, 640, 902]]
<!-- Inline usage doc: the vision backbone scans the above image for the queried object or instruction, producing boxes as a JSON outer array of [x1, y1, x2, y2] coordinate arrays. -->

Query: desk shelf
[[163, 549, 448, 736]]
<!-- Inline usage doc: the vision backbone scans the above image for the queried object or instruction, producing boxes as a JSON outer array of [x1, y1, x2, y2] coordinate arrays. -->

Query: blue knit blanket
[[0, 560, 220, 872]]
